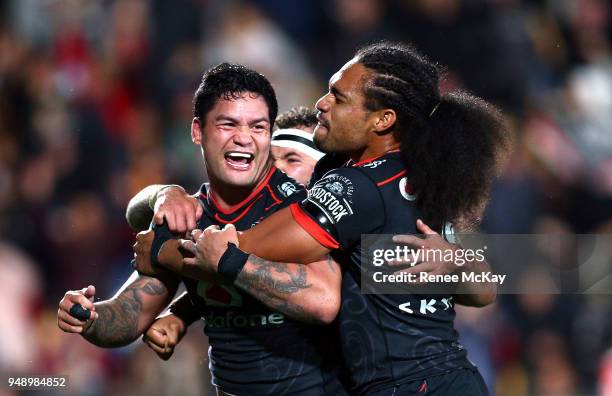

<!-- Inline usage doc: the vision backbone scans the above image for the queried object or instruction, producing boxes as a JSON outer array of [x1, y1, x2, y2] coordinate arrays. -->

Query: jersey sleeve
[[277, 182, 308, 209], [290, 167, 385, 250]]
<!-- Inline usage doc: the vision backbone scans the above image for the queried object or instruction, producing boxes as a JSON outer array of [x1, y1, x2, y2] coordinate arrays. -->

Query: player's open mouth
[[224, 151, 255, 170]]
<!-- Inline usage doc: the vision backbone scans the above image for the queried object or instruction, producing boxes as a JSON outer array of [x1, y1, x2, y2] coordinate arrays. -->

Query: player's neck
[[350, 137, 400, 164], [208, 163, 274, 211]]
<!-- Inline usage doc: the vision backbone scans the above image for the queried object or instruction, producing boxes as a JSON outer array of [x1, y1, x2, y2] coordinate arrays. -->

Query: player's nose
[[315, 93, 331, 113], [232, 126, 254, 145]]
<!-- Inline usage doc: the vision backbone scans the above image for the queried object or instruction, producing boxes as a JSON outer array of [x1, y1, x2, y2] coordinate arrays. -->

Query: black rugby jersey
[[292, 151, 475, 394], [153, 167, 346, 396]]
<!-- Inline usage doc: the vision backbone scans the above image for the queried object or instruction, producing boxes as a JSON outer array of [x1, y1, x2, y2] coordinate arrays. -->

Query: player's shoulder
[[269, 166, 307, 201]]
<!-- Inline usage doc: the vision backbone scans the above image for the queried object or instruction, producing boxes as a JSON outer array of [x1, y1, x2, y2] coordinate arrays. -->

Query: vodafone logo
[[399, 177, 416, 201], [197, 281, 243, 307]]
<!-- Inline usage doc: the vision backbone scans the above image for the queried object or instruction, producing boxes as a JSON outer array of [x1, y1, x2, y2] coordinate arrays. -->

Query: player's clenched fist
[[142, 313, 186, 360], [153, 186, 203, 233], [132, 229, 162, 276], [57, 285, 98, 333]]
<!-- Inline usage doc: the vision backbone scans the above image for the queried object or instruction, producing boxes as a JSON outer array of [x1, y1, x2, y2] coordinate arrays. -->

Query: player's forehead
[[328, 58, 368, 95], [271, 145, 303, 159], [209, 93, 270, 123]]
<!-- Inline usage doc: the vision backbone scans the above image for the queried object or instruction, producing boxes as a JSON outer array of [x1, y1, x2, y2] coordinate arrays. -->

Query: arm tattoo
[[82, 277, 167, 348], [235, 255, 319, 323]]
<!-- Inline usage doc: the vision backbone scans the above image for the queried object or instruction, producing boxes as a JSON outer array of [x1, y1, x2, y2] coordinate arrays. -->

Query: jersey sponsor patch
[[307, 174, 354, 224]]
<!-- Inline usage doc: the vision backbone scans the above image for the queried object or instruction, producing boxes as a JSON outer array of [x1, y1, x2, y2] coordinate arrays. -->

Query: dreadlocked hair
[[356, 41, 509, 230]]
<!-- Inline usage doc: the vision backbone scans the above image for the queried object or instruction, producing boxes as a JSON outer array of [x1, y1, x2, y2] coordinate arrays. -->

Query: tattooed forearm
[[82, 276, 167, 347], [244, 255, 312, 293], [235, 255, 322, 324]]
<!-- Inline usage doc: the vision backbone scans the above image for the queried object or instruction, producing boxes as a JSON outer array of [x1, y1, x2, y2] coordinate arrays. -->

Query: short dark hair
[[193, 63, 278, 128], [275, 106, 318, 130], [356, 41, 509, 229]]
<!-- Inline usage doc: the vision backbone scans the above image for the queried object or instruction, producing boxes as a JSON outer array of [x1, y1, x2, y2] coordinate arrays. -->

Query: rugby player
[[58, 63, 346, 395], [272, 106, 325, 185], [152, 42, 508, 395], [136, 107, 325, 360]]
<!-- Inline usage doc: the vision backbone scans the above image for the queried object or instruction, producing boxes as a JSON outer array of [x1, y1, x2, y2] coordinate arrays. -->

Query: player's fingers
[[57, 319, 84, 333], [165, 211, 177, 232], [153, 211, 165, 225], [166, 323, 182, 346], [58, 309, 87, 326], [66, 293, 95, 311], [84, 285, 96, 300], [191, 228, 203, 241], [186, 207, 197, 231], [400, 262, 437, 275], [416, 219, 438, 235], [195, 202, 204, 219], [179, 239, 197, 255], [391, 234, 426, 248], [174, 209, 188, 234], [144, 327, 167, 347], [204, 225, 221, 232], [222, 223, 236, 234], [182, 257, 197, 266], [387, 257, 417, 267], [144, 337, 169, 355], [143, 328, 173, 358]]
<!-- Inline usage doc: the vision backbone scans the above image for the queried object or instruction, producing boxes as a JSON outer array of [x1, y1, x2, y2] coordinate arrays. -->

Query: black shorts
[[368, 369, 488, 396]]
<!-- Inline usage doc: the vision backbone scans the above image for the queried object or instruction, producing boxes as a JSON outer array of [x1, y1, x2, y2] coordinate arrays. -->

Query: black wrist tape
[[150, 222, 175, 267], [218, 242, 248, 282], [169, 295, 200, 326]]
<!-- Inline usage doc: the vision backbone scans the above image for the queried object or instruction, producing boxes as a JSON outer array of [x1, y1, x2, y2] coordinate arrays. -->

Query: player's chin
[[223, 171, 258, 188], [313, 123, 329, 141]]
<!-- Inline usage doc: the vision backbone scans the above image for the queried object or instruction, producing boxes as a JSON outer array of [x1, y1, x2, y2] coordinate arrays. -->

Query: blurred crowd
[[0, 0, 611, 395]]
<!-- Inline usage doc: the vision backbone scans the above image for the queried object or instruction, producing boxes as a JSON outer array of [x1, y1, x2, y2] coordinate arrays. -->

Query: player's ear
[[372, 109, 396, 135], [191, 117, 203, 145]]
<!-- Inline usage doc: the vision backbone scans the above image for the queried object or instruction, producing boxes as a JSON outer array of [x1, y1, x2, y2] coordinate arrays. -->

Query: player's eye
[[251, 124, 267, 133], [287, 156, 301, 164], [218, 122, 235, 129]]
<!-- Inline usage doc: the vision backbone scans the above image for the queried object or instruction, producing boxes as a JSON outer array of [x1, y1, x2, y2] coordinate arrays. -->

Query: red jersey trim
[[289, 203, 340, 250], [377, 170, 407, 187], [352, 149, 400, 167], [265, 184, 282, 205], [214, 195, 263, 224], [206, 166, 276, 215]]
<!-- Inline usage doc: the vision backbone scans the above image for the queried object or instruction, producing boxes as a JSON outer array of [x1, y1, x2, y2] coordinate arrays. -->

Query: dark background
[[0, 0, 611, 395]]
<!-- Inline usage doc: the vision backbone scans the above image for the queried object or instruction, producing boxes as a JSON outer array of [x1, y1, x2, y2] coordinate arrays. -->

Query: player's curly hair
[[275, 106, 318, 130], [356, 41, 509, 230], [193, 63, 278, 128]]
